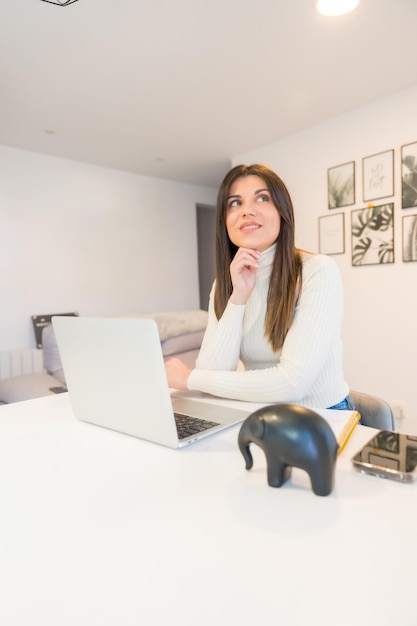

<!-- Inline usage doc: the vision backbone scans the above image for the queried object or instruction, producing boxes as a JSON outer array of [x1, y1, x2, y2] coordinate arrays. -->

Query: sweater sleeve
[[188, 255, 344, 403], [195, 282, 245, 371]]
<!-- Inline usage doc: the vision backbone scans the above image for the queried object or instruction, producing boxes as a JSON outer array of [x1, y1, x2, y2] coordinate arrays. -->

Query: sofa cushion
[[121, 310, 208, 341], [160, 330, 205, 357], [0, 373, 63, 404]]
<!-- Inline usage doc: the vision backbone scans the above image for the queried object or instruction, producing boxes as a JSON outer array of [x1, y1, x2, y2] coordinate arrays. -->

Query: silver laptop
[[52, 316, 250, 448]]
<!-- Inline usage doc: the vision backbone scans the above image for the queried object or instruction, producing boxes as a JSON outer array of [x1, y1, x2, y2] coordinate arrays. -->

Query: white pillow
[[42, 324, 66, 384]]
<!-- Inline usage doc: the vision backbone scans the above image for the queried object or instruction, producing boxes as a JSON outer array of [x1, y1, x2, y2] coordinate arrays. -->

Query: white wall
[[233, 84, 417, 433], [0, 146, 216, 351]]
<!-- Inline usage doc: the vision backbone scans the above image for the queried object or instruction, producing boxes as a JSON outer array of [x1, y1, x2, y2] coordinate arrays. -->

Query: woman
[[165, 163, 351, 410]]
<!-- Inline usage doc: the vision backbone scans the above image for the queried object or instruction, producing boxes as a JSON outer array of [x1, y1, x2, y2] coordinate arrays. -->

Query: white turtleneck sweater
[[188, 244, 349, 409]]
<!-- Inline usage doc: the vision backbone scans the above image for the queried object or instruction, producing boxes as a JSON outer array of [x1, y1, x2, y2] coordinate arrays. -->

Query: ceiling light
[[316, 0, 359, 16], [40, 0, 79, 6]]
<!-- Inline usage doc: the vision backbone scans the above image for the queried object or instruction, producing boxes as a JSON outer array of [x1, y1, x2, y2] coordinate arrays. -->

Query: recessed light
[[316, 0, 360, 16]]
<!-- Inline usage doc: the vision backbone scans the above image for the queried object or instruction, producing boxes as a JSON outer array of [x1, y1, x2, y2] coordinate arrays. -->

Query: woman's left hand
[[229, 247, 260, 305], [165, 357, 192, 390]]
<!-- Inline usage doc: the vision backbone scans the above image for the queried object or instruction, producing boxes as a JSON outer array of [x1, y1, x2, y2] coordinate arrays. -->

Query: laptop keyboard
[[174, 413, 220, 440]]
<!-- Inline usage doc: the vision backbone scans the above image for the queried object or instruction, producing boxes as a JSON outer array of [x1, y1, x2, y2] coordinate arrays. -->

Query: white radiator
[[0, 349, 44, 380]]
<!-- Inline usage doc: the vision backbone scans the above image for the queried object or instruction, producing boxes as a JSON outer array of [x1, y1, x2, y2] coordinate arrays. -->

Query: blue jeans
[[328, 395, 355, 411]]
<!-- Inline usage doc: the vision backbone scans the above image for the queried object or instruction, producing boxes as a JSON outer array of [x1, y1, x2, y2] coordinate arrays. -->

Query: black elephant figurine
[[238, 404, 339, 496]]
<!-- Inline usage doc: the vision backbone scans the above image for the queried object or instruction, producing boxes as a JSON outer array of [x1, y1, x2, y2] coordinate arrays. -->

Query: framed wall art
[[402, 214, 417, 262], [362, 149, 394, 202], [327, 161, 355, 209], [401, 141, 417, 209], [351, 203, 394, 266], [319, 213, 345, 255], [32, 312, 78, 348]]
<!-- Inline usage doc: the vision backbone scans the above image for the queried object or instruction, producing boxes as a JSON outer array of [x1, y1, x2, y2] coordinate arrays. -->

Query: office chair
[[349, 390, 395, 430]]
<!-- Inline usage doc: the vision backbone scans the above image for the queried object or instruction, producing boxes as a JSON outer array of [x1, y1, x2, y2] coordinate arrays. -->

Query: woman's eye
[[228, 199, 240, 208], [257, 194, 270, 202]]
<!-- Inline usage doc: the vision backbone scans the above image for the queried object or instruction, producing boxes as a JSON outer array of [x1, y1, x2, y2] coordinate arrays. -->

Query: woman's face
[[225, 175, 281, 252]]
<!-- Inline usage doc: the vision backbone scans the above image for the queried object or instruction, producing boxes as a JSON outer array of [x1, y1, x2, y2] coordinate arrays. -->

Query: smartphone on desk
[[49, 386, 68, 394], [352, 430, 417, 483]]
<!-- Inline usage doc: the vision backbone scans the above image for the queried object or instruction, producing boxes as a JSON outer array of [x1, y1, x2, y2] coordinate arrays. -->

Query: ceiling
[[1, 0, 417, 188]]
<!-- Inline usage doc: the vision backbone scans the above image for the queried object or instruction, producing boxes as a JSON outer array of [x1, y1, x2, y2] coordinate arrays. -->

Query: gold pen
[[337, 411, 361, 455]]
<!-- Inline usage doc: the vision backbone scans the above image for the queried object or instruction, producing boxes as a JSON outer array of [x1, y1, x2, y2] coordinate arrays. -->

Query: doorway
[[196, 203, 216, 310]]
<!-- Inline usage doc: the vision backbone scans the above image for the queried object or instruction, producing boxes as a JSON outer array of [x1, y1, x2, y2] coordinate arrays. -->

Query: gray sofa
[[0, 310, 208, 404]]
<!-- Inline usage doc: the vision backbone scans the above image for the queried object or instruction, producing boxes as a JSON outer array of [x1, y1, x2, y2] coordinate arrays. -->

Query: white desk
[[0, 394, 416, 626]]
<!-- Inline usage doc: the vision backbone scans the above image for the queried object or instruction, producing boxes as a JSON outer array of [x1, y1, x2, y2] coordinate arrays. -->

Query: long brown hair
[[214, 163, 303, 352]]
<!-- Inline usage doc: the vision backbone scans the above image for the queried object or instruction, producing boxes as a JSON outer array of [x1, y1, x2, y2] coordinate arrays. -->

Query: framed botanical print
[[319, 213, 345, 255], [362, 149, 394, 202], [402, 214, 417, 262], [351, 203, 394, 266], [401, 141, 417, 209], [327, 161, 355, 209]]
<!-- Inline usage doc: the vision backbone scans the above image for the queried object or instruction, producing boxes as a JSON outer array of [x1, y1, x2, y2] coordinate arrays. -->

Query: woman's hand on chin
[[229, 247, 260, 305]]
